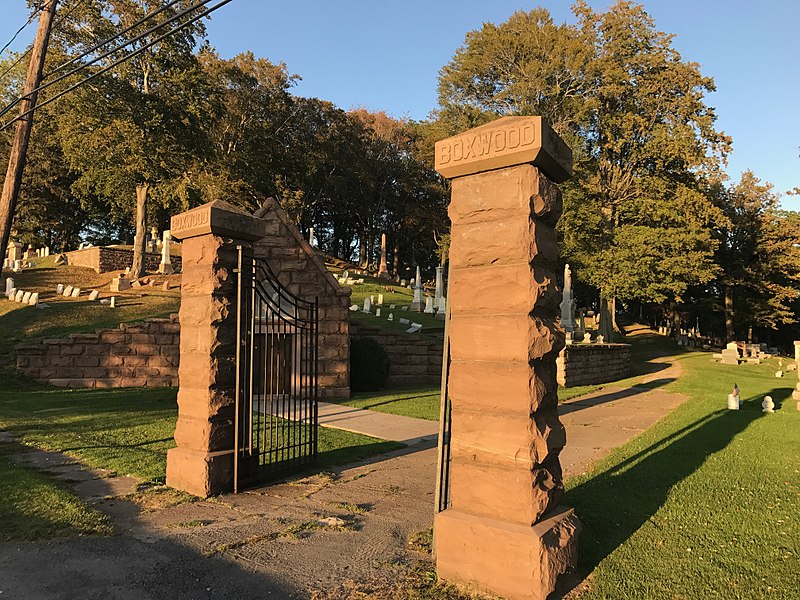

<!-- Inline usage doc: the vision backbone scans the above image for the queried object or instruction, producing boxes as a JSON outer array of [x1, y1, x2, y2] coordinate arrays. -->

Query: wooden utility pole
[[0, 0, 58, 260]]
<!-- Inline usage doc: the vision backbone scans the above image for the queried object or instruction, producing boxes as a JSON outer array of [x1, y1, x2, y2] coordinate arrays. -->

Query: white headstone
[[308, 227, 315, 247], [88, 290, 100, 301], [14, 290, 24, 302], [389, 304, 396, 309], [44, 246, 50, 257], [596, 334, 604, 344], [13, 260, 22, 273], [376, 308, 381, 317], [727, 394, 740, 410], [63, 285, 73, 297], [424, 296, 435, 314], [762, 396, 775, 413], [410, 266, 423, 312], [110, 296, 116, 308], [71, 287, 81, 298], [377, 293, 384, 306], [5, 278, 13, 295], [388, 313, 394, 321], [21, 291, 31, 304], [406, 323, 423, 334], [159, 230, 173, 274], [399, 318, 410, 325], [56, 284, 64, 294], [28, 292, 38, 306], [363, 297, 371, 313], [559, 264, 577, 332], [434, 266, 444, 303]]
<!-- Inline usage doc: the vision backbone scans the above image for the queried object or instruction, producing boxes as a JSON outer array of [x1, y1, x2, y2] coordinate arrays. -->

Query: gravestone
[[5, 278, 13, 295], [88, 290, 100, 301], [109, 296, 116, 308], [56, 283, 63, 295], [159, 230, 174, 274], [559, 264, 577, 332], [6, 241, 23, 263], [410, 266, 423, 312], [13, 260, 22, 273], [308, 226, 314, 247], [14, 290, 24, 302], [378, 232, 389, 278], [762, 395, 774, 413], [434, 116, 579, 600], [71, 287, 81, 298], [377, 293, 384, 306], [21, 291, 31, 303], [363, 296, 371, 313], [721, 342, 739, 365], [111, 275, 131, 292], [388, 313, 393, 321], [424, 296, 435, 314], [375, 308, 381, 317], [63, 285, 73, 297], [28, 292, 38, 306]]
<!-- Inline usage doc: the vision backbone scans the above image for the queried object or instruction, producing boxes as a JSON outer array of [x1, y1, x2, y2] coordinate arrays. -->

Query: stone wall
[[65, 246, 182, 274], [15, 315, 180, 388], [556, 343, 631, 387], [350, 322, 443, 386], [253, 198, 351, 399]]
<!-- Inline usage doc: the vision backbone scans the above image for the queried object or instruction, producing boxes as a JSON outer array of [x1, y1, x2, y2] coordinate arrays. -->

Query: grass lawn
[[565, 349, 800, 598], [343, 385, 442, 421]]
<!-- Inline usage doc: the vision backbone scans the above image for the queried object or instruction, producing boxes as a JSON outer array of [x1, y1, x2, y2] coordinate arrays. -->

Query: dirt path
[[559, 353, 687, 478]]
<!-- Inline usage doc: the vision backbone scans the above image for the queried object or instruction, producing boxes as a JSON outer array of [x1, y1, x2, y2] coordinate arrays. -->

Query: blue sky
[[2, 0, 799, 206]]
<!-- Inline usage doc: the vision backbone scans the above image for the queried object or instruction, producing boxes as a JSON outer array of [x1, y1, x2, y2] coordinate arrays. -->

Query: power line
[[44, 0, 186, 80], [0, 0, 236, 132], [0, 1, 47, 58], [0, 0, 213, 123]]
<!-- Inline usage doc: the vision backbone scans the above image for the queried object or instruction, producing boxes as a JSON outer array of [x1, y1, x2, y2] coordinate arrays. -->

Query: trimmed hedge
[[350, 337, 390, 392]]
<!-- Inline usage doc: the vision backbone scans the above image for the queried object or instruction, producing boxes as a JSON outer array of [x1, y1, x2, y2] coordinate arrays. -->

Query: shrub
[[350, 337, 390, 392]]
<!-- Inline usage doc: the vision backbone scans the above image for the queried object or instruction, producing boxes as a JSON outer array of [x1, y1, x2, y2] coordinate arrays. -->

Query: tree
[[715, 171, 800, 341], [55, 0, 210, 277], [434, 1, 730, 338]]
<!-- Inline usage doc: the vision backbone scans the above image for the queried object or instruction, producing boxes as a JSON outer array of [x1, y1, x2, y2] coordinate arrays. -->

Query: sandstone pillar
[[166, 200, 265, 497], [434, 116, 581, 600]]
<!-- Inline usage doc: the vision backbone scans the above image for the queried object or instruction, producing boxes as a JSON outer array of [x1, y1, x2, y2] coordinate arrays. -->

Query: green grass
[[339, 385, 442, 421], [0, 442, 113, 542], [565, 349, 800, 598]]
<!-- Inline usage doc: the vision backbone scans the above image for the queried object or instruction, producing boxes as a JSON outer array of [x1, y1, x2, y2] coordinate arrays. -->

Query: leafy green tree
[[434, 1, 730, 338], [55, 0, 210, 277], [715, 171, 800, 341]]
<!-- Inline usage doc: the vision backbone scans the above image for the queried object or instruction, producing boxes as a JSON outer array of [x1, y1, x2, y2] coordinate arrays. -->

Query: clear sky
[[2, 0, 799, 207]]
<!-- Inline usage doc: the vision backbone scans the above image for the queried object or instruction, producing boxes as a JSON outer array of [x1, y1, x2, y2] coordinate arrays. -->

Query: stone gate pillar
[[434, 116, 581, 600], [166, 200, 265, 497]]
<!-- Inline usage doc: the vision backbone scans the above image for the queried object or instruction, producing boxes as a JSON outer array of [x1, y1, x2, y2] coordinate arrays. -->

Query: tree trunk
[[724, 285, 735, 342], [599, 295, 614, 341], [358, 227, 367, 267], [131, 183, 148, 279], [392, 235, 400, 275]]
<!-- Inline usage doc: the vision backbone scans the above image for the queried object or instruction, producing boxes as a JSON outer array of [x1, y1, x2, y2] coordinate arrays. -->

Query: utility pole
[[0, 0, 58, 260]]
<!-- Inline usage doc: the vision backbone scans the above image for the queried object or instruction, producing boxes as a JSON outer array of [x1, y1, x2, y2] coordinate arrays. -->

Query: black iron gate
[[234, 246, 318, 492]]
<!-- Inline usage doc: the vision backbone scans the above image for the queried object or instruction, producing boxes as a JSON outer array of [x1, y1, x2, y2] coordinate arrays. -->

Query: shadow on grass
[[565, 388, 791, 574], [560, 377, 677, 414]]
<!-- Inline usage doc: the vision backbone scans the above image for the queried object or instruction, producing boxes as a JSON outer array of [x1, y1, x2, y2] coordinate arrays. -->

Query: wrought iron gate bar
[[234, 246, 319, 489]]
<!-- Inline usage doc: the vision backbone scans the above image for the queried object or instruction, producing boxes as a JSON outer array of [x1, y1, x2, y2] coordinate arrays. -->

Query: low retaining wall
[[16, 315, 180, 388], [65, 246, 182, 274], [351, 322, 443, 386], [557, 343, 631, 387]]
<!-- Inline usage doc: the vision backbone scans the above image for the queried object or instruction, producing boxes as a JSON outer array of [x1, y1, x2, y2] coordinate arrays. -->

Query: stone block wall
[[65, 246, 182, 274], [350, 322, 443, 386], [556, 343, 631, 387], [253, 199, 351, 399], [15, 315, 180, 388]]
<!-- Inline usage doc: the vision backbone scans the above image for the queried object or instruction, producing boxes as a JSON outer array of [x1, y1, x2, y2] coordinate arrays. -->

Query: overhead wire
[[0, 1, 47, 58], [0, 0, 214, 123], [0, 0, 236, 132]]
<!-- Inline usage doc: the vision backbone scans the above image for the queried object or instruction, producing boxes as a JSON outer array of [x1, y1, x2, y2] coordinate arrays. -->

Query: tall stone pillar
[[434, 116, 581, 600], [378, 232, 389, 278], [166, 200, 265, 497]]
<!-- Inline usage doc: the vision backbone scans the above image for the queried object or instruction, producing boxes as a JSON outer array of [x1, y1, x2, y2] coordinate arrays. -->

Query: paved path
[[318, 401, 439, 446]]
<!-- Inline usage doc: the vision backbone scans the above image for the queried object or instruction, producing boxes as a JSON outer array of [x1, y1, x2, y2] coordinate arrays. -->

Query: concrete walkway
[[318, 401, 439, 446]]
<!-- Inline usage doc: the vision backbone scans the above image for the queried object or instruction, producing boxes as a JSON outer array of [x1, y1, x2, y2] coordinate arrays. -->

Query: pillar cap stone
[[435, 116, 572, 183], [170, 200, 265, 241]]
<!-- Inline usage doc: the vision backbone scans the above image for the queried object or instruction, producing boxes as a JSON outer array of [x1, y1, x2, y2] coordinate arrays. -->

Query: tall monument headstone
[[378, 232, 389, 278], [434, 116, 580, 600], [559, 264, 577, 333], [410, 265, 423, 312]]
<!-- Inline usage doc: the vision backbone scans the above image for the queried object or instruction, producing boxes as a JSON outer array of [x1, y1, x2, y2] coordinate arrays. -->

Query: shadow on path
[[564, 390, 784, 574]]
